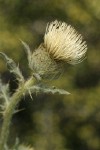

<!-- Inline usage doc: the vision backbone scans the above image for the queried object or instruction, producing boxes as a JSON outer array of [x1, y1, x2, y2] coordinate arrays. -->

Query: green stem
[[0, 77, 35, 150]]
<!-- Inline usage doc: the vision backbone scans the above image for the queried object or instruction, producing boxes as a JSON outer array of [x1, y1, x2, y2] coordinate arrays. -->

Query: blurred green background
[[0, 0, 100, 150]]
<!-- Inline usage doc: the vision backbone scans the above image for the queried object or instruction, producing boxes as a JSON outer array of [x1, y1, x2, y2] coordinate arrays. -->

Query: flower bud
[[31, 44, 63, 79]]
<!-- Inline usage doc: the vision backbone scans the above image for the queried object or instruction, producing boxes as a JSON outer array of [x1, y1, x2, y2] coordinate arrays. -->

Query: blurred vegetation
[[0, 0, 100, 150]]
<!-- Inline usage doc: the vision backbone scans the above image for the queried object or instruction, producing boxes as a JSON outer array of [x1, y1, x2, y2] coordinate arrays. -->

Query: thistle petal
[[44, 20, 87, 64]]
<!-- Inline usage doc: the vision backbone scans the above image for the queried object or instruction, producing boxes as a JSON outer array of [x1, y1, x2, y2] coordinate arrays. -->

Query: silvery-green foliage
[[0, 50, 69, 99], [0, 52, 24, 82], [0, 79, 10, 114], [29, 84, 70, 95], [0, 47, 70, 150], [20, 40, 33, 71], [0, 19, 87, 150]]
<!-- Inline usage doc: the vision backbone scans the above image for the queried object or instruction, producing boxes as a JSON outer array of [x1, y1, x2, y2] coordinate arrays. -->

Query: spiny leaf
[[0, 79, 10, 101], [0, 52, 24, 82], [0, 80, 10, 113], [20, 40, 32, 59], [20, 40, 33, 70], [29, 84, 70, 95], [20, 40, 42, 81]]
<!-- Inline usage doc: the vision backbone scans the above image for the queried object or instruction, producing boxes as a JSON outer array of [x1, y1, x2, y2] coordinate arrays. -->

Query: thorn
[[28, 89, 33, 100], [14, 108, 25, 114], [33, 73, 42, 81]]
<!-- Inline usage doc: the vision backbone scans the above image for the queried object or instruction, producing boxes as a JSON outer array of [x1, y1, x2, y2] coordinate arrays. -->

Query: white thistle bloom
[[44, 20, 87, 65]]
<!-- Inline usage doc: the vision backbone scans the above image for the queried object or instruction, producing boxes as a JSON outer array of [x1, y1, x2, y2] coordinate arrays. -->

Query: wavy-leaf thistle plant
[[0, 20, 87, 150]]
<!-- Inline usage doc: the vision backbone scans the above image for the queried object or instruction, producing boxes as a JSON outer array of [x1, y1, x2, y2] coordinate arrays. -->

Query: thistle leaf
[[0, 52, 24, 82], [0, 79, 10, 100], [20, 40, 33, 70], [20, 40, 32, 59], [0, 79, 10, 112], [29, 84, 70, 95]]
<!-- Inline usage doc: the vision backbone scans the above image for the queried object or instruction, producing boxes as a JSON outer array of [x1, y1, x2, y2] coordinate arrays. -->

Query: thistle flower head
[[44, 20, 87, 64], [28, 20, 87, 79]]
